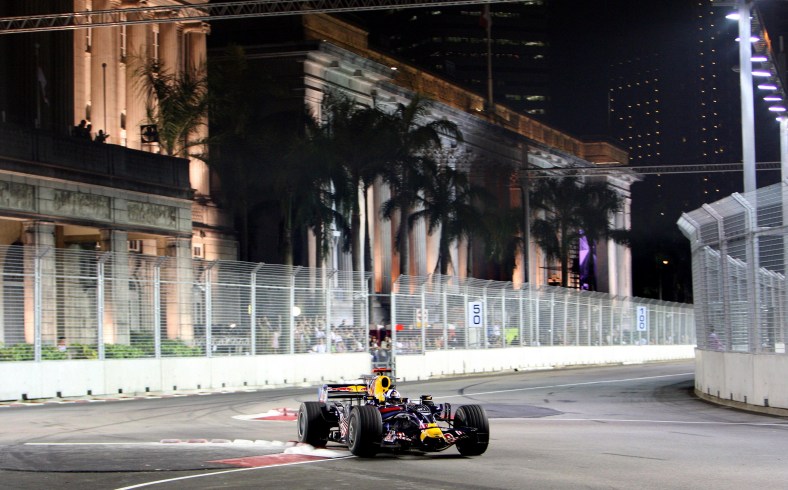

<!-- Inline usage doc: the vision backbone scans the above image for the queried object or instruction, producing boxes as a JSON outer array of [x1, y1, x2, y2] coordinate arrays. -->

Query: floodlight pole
[[738, 0, 757, 193], [781, 116, 788, 180]]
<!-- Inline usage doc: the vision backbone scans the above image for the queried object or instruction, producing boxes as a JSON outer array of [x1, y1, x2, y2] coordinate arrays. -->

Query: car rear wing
[[318, 383, 368, 402]]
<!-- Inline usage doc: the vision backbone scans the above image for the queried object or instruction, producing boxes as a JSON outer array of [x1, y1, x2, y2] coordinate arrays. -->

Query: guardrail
[[679, 180, 788, 354], [0, 245, 370, 361]]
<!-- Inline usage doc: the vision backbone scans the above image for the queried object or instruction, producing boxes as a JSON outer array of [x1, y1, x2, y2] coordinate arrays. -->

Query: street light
[[720, 0, 788, 188], [658, 258, 669, 301], [735, 0, 756, 193]]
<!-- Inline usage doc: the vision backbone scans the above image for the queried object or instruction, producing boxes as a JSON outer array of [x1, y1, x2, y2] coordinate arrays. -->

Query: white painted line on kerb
[[504, 418, 788, 428], [113, 456, 355, 490], [438, 372, 694, 399]]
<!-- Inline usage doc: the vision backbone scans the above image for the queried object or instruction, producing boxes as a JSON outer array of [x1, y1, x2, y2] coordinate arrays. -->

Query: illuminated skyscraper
[[362, 2, 551, 116]]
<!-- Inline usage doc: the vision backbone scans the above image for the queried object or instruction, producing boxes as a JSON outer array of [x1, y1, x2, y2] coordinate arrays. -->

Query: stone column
[[73, 0, 91, 126], [413, 217, 429, 277], [182, 22, 211, 197], [125, 21, 149, 150], [22, 221, 56, 346], [372, 179, 392, 293], [620, 198, 633, 297], [91, 1, 121, 143], [159, 22, 181, 74], [100, 229, 130, 345], [164, 237, 194, 342]]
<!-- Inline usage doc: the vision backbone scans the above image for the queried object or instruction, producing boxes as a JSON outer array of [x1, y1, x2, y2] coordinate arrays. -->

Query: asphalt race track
[[2, 360, 788, 489]]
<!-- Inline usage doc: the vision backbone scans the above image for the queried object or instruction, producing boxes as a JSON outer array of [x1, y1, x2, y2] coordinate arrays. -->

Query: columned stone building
[[0, 0, 236, 264], [220, 14, 637, 297], [0, 1, 234, 346], [0, 4, 635, 347]]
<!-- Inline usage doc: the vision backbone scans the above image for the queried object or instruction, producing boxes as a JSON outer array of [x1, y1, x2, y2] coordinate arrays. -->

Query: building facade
[[0, 0, 237, 264], [214, 14, 636, 298], [0, 3, 635, 347], [360, 2, 551, 116], [0, 0, 235, 346]]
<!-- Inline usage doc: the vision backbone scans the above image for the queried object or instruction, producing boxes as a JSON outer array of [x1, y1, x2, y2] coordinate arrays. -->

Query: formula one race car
[[297, 368, 489, 458]]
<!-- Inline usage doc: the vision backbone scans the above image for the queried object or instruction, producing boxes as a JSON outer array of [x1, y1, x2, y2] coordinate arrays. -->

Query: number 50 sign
[[467, 301, 485, 329]]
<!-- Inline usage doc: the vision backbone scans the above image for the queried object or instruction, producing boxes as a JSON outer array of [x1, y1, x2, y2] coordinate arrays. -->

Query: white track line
[[439, 372, 694, 399], [113, 455, 355, 490]]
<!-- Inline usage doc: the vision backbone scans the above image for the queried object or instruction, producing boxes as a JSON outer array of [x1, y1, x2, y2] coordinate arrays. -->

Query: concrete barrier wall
[[695, 349, 788, 411], [0, 346, 696, 401], [394, 345, 697, 381], [0, 353, 371, 401]]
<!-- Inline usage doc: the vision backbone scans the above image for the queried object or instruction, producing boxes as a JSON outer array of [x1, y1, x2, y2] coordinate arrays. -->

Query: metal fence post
[[326, 269, 336, 353], [483, 281, 490, 348], [421, 282, 427, 354], [442, 277, 448, 350], [250, 263, 263, 356], [534, 287, 540, 346], [33, 246, 50, 362], [733, 193, 762, 353], [391, 288, 397, 364], [290, 267, 300, 355], [702, 204, 729, 350], [463, 289, 469, 350], [598, 301, 603, 345], [205, 261, 216, 358], [97, 253, 110, 360], [153, 256, 166, 358], [501, 288, 507, 348], [549, 290, 555, 346]]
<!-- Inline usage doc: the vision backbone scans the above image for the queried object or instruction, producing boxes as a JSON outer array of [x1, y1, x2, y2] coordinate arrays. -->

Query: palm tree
[[205, 46, 277, 261], [272, 108, 348, 266], [380, 96, 462, 277], [319, 91, 394, 274], [530, 176, 625, 289], [207, 46, 341, 264], [483, 207, 524, 281], [134, 58, 208, 158], [409, 155, 489, 275]]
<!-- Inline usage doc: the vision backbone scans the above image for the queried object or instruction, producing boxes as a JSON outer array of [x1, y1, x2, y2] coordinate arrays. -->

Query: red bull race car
[[296, 369, 489, 457]]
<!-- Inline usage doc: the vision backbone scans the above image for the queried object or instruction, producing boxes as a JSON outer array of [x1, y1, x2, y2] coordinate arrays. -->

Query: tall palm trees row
[[137, 49, 627, 289]]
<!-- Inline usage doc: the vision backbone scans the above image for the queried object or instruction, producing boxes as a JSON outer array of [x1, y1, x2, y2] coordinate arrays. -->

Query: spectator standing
[[94, 129, 109, 143], [708, 326, 724, 351], [73, 120, 87, 138]]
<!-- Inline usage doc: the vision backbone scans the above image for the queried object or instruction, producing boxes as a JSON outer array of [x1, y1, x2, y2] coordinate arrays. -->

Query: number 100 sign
[[467, 301, 485, 329]]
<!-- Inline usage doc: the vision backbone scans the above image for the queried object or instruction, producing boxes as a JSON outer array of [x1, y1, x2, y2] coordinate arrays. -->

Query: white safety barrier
[[0, 347, 696, 401]]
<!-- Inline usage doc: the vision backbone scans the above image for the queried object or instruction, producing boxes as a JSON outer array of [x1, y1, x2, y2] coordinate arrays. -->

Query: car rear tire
[[347, 405, 382, 457], [454, 404, 489, 456], [297, 401, 330, 447]]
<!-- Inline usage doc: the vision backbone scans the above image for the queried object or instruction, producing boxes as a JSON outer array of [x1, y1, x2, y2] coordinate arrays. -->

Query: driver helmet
[[385, 389, 402, 403]]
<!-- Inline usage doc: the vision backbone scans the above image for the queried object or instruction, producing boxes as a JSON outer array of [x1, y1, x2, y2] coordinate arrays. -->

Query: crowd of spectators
[[369, 335, 392, 363], [72, 120, 109, 143], [255, 315, 368, 355]]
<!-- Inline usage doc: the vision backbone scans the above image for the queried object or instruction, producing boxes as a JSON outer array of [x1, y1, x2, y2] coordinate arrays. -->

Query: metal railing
[[0, 245, 370, 361], [390, 274, 695, 355], [679, 180, 788, 354], [0, 243, 697, 363]]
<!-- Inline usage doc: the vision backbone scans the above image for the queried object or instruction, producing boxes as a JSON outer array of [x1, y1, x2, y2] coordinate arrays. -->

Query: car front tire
[[347, 405, 382, 457], [297, 401, 330, 447], [454, 404, 489, 456]]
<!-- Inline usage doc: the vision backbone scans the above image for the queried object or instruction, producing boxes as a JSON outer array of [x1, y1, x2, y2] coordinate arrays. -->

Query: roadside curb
[[0, 388, 266, 408]]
